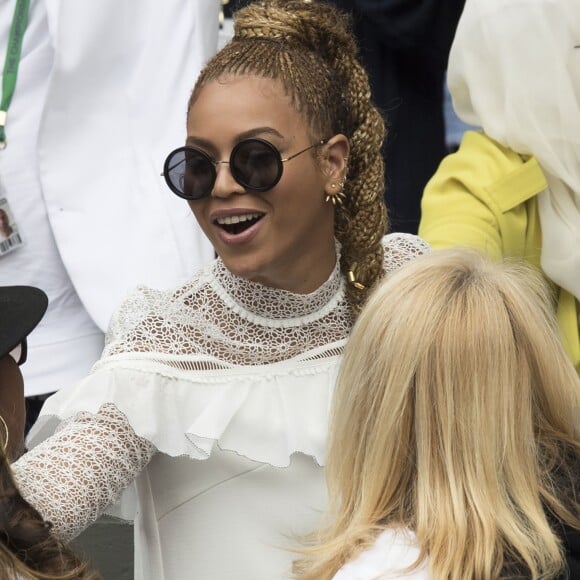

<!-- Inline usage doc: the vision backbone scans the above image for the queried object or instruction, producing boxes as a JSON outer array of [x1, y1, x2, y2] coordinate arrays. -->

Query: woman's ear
[[321, 134, 350, 196]]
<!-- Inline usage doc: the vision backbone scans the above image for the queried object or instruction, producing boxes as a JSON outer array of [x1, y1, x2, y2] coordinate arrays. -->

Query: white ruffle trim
[[27, 352, 342, 469]]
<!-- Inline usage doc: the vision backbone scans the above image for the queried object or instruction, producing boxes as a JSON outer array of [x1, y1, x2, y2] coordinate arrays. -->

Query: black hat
[[0, 286, 48, 359]]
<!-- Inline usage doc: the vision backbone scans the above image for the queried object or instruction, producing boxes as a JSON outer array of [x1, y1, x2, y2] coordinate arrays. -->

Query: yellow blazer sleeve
[[419, 131, 546, 262], [420, 134, 580, 371]]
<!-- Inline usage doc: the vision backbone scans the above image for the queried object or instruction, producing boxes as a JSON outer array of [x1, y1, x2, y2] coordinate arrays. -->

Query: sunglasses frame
[[163, 137, 327, 201]]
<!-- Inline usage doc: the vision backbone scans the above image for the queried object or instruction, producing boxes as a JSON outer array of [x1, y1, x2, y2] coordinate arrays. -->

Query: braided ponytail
[[191, 0, 387, 314], [331, 33, 387, 314]]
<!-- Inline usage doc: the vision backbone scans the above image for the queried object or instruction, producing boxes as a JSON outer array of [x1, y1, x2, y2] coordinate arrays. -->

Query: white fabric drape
[[448, 0, 580, 300]]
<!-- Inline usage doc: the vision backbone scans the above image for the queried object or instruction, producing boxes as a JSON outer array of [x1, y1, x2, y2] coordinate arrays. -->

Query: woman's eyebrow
[[185, 127, 286, 150], [236, 127, 285, 141], [185, 136, 213, 149]]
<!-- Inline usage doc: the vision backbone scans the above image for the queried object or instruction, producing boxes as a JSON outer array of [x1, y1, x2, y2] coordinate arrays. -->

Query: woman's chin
[[218, 254, 268, 283], [220, 256, 295, 291]]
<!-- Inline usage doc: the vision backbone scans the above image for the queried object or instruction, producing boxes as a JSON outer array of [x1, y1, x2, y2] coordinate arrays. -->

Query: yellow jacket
[[419, 131, 580, 372]]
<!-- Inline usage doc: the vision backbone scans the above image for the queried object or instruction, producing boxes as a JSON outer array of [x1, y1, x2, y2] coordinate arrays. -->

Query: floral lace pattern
[[102, 233, 429, 368], [13, 404, 154, 542], [211, 247, 344, 321]]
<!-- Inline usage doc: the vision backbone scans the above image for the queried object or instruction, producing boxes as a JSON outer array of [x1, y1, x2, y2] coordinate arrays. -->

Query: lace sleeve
[[12, 404, 155, 542]]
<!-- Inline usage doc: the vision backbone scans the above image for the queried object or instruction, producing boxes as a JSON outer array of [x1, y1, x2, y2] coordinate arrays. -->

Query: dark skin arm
[[0, 355, 25, 461]]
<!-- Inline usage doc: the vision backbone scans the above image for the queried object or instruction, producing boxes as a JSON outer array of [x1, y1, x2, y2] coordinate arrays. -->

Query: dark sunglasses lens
[[165, 148, 215, 199], [231, 140, 282, 190]]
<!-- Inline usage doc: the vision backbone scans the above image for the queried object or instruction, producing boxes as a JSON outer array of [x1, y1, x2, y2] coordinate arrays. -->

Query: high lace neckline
[[211, 246, 344, 321]]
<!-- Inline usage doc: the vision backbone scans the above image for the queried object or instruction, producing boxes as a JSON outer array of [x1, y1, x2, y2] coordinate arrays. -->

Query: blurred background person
[[0, 0, 219, 432], [419, 0, 580, 372], [442, 82, 477, 154]]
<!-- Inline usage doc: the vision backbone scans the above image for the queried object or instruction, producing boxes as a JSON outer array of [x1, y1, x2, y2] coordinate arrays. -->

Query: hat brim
[[0, 286, 48, 359]]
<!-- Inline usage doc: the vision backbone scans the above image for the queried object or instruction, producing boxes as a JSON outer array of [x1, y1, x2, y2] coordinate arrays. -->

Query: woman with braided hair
[[12, 1, 428, 578]]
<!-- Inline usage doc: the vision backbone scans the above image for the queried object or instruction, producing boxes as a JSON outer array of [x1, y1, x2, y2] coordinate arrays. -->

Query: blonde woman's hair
[[295, 248, 580, 579], [189, 0, 387, 314]]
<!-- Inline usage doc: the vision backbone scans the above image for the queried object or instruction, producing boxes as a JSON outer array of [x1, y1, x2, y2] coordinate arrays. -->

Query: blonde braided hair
[[190, 0, 387, 314]]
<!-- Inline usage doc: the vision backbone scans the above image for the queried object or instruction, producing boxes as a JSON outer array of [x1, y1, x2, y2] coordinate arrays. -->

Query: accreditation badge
[[0, 195, 23, 257]]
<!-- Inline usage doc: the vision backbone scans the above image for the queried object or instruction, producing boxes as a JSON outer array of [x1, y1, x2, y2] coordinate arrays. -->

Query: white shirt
[[333, 529, 429, 580]]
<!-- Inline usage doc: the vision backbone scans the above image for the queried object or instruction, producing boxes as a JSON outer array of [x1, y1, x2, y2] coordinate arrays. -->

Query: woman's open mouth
[[214, 212, 264, 235]]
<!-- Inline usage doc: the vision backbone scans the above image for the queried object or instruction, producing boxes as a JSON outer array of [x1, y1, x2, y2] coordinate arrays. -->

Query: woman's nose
[[211, 162, 246, 198]]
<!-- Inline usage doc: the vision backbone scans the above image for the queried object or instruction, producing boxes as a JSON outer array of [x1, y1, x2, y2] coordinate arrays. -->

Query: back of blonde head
[[190, 0, 387, 314], [295, 249, 580, 579]]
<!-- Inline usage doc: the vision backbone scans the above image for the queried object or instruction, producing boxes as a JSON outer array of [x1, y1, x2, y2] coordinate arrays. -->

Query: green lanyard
[[0, 0, 30, 149]]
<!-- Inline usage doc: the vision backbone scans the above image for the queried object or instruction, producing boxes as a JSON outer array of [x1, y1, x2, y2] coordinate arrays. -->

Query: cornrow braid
[[190, 0, 387, 315]]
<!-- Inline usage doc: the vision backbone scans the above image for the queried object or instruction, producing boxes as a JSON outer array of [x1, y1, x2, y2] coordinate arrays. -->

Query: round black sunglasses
[[162, 137, 327, 200]]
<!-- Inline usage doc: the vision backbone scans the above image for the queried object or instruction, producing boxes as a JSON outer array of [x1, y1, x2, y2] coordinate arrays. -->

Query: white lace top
[[13, 233, 428, 578]]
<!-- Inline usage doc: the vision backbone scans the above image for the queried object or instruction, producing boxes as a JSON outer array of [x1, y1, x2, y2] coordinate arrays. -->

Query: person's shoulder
[[382, 233, 430, 276], [124, 259, 215, 302], [105, 261, 216, 340], [457, 130, 520, 163], [420, 130, 547, 249], [442, 130, 540, 189], [333, 528, 429, 580]]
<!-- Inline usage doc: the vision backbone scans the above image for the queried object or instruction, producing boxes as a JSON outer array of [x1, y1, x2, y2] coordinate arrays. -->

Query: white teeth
[[216, 213, 262, 225]]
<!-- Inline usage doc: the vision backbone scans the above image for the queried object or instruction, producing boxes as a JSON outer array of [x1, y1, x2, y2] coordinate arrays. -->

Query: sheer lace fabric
[[102, 233, 428, 368], [13, 404, 154, 542], [15, 233, 429, 543], [103, 244, 349, 369]]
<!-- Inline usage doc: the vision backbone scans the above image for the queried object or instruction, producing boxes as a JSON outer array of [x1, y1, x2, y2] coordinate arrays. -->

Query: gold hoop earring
[[0, 414, 9, 453]]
